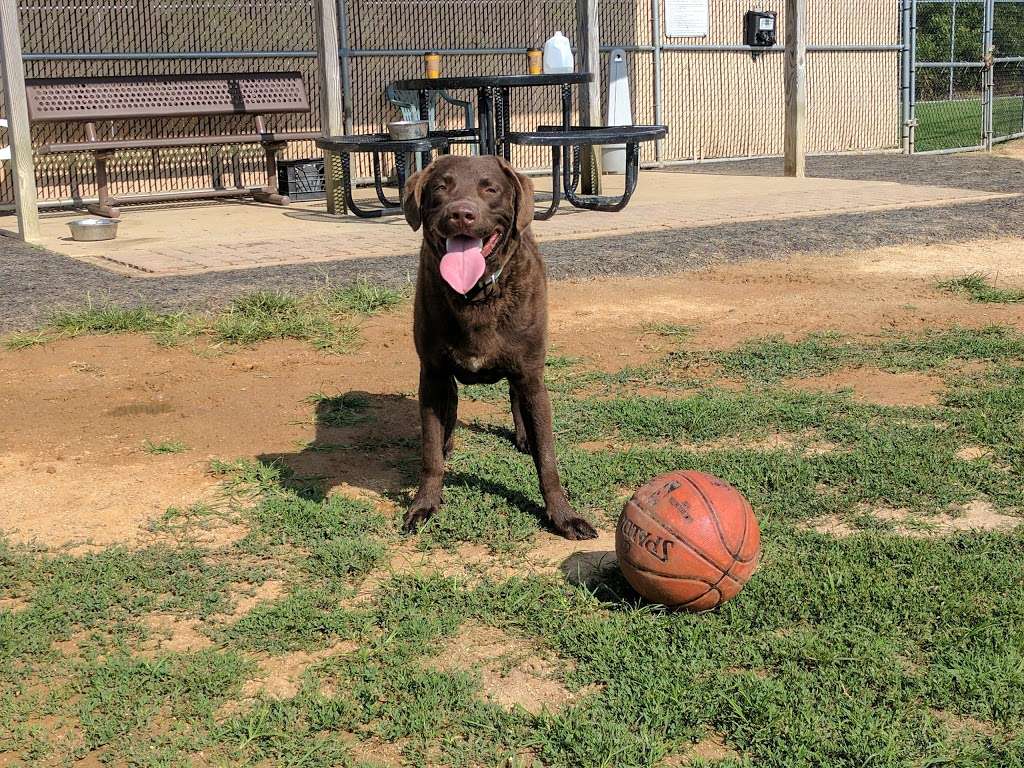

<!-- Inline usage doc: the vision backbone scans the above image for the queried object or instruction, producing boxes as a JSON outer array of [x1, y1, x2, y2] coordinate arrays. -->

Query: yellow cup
[[527, 48, 543, 75], [424, 52, 441, 79]]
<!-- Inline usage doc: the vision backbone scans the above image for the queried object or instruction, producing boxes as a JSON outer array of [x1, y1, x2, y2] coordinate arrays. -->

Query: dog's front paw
[[513, 431, 531, 455], [548, 501, 598, 540], [558, 516, 599, 540], [403, 493, 440, 533]]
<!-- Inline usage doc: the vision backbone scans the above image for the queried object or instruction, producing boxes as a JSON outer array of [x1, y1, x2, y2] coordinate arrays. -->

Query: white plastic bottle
[[542, 31, 574, 74]]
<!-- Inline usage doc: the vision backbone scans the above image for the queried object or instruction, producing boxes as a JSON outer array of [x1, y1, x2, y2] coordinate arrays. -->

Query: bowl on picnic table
[[67, 217, 119, 241], [387, 120, 429, 140]]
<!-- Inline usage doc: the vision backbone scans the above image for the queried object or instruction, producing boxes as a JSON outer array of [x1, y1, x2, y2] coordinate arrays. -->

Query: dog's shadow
[[259, 392, 421, 502], [260, 390, 641, 598], [258, 391, 545, 520]]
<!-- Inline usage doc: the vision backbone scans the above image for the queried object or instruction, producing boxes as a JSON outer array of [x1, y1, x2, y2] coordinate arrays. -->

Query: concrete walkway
[[33, 170, 1016, 277]]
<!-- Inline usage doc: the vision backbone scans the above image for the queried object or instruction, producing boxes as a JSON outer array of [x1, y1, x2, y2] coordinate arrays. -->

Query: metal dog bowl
[[387, 120, 428, 140], [68, 217, 119, 242]]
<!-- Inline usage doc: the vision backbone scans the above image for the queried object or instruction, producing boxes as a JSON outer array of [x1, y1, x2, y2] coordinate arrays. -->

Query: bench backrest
[[25, 72, 310, 123]]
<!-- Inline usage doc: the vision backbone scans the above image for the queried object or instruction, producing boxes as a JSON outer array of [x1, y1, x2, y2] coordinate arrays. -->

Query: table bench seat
[[506, 124, 667, 147], [507, 125, 667, 219], [316, 131, 470, 218]]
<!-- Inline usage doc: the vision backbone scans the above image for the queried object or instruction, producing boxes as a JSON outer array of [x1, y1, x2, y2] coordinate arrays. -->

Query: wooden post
[[0, 0, 39, 242], [315, 0, 346, 214], [783, 0, 806, 178], [576, 0, 602, 194]]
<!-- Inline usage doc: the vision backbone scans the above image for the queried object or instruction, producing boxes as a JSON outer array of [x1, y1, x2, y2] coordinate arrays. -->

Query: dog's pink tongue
[[440, 236, 486, 295]]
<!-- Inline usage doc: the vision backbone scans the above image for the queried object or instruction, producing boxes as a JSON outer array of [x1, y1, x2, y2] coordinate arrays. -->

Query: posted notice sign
[[665, 0, 709, 37]]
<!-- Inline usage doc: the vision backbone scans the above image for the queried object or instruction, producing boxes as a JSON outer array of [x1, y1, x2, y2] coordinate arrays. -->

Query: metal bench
[[506, 125, 667, 219], [25, 72, 318, 218]]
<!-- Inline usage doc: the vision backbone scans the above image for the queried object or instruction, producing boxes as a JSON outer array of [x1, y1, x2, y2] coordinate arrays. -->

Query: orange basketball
[[615, 470, 761, 611]]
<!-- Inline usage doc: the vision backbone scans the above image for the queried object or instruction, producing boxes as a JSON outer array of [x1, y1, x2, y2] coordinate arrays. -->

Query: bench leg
[[371, 152, 401, 208], [88, 152, 120, 219], [341, 152, 402, 219], [533, 145, 562, 221], [252, 141, 290, 206], [563, 141, 640, 213]]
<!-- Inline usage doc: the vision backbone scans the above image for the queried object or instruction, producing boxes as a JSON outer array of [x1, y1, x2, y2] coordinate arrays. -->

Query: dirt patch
[[2, 237, 1024, 549], [788, 368, 942, 407], [347, 737, 406, 767], [930, 708, 997, 738], [0, 451, 218, 551], [0, 596, 28, 612], [551, 237, 1024, 353], [222, 579, 286, 619], [138, 613, 212, 655], [243, 641, 358, 699], [993, 139, 1024, 161], [432, 622, 583, 714], [807, 500, 1022, 538], [956, 445, 992, 461], [661, 733, 744, 766]]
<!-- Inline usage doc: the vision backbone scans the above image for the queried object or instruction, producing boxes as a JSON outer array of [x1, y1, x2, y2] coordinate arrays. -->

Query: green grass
[[940, 273, 1024, 304], [684, 326, 1024, 383], [211, 291, 360, 352], [0, 285, 408, 354], [325, 279, 407, 316], [915, 96, 1024, 152], [143, 439, 189, 455], [641, 322, 694, 340], [1, 325, 1023, 766], [306, 391, 373, 427]]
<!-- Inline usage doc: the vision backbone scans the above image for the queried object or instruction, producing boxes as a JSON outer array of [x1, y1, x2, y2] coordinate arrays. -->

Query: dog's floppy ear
[[402, 168, 429, 231], [495, 157, 534, 234]]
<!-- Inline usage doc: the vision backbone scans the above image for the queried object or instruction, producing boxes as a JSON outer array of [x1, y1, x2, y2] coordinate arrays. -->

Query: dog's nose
[[447, 203, 478, 227]]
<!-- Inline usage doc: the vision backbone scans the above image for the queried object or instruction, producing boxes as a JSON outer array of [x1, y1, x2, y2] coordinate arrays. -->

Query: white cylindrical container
[[542, 31, 574, 74], [602, 49, 632, 174]]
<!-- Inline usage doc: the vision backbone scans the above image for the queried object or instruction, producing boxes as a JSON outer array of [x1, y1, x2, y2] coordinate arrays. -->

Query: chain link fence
[[1, 0, 904, 208], [910, 0, 1024, 152]]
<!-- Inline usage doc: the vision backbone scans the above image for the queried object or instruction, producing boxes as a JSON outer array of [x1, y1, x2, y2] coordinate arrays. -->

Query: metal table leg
[[559, 83, 581, 193], [489, 87, 501, 157], [499, 87, 513, 160], [417, 90, 432, 169], [476, 86, 495, 155]]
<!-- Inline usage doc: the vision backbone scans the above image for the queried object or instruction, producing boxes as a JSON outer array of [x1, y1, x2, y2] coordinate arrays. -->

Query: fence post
[[910, 0, 917, 152], [337, 0, 354, 135], [783, 0, 807, 177], [315, 0, 346, 214], [901, 0, 914, 154], [982, 0, 994, 150], [0, 0, 40, 242], [576, 0, 603, 194], [650, 0, 663, 165]]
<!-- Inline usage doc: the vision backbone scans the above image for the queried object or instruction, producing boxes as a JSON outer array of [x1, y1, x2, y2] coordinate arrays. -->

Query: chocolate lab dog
[[401, 154, 597, 540]]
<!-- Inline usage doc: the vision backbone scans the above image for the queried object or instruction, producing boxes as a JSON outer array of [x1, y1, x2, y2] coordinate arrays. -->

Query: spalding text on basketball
[[619, 514, 674, 563]]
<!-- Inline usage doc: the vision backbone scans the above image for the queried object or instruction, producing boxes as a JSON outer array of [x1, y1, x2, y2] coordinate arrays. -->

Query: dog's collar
[[458, 227, 515, 303], [460, 265, 504, 302]]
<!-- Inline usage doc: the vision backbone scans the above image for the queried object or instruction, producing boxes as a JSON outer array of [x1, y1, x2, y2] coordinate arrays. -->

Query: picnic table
[[391, 72, 592, 158], [317, 70, 667, 219]]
